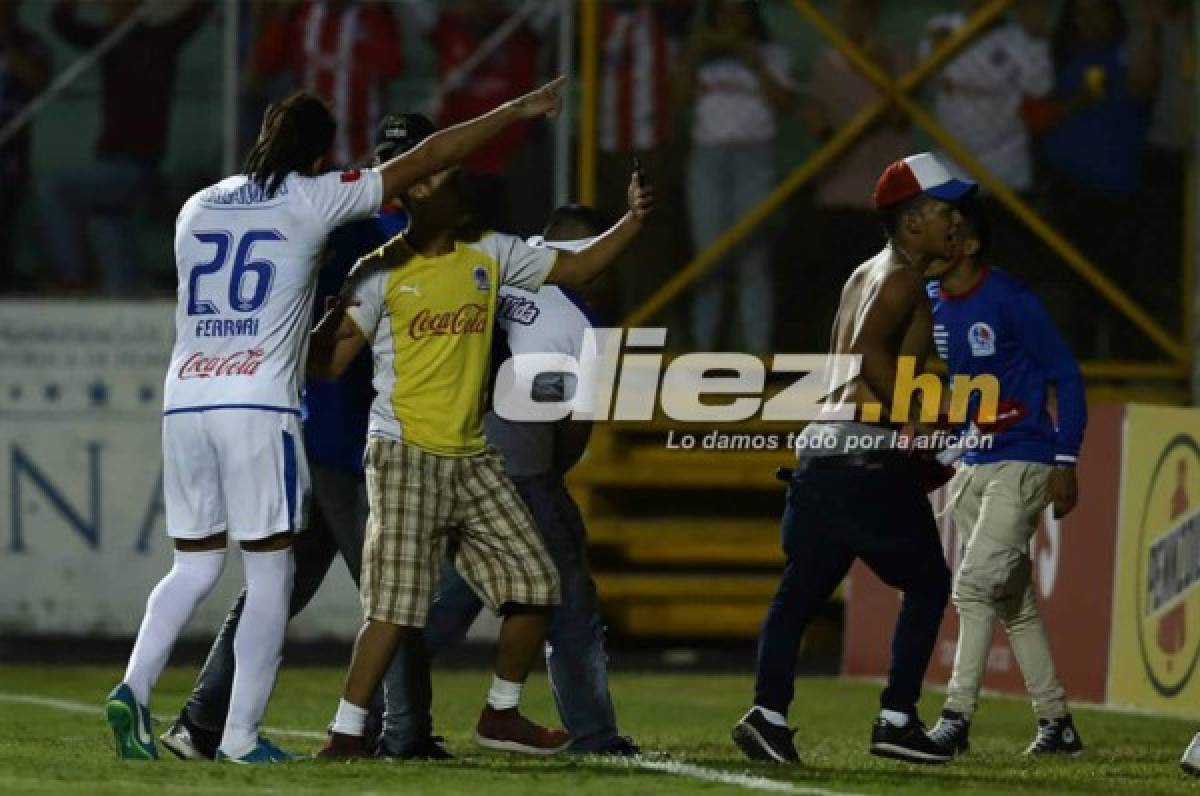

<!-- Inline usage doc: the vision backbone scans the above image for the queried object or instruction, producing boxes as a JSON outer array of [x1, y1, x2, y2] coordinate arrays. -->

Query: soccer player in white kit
[[104, 79, 567, 763]]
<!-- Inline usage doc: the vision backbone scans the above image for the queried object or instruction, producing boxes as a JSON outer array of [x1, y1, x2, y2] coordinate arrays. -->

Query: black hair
[[704, 0, 769, 42], [955, 198, 990, 259], [1051, 0, 1128, 69], [243, 92, 336, 198], [876, 194, 928, 241], [543, 204, 609, 240]]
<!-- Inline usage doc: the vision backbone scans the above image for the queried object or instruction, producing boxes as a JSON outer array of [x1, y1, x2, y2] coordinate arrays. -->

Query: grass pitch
[[1, 664, 1196, 795]]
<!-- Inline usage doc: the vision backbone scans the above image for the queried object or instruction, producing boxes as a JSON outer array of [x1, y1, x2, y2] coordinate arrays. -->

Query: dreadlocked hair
[[243, 92, 336, 198]]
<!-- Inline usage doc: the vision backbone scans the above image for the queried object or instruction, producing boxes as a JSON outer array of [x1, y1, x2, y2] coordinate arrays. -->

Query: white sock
[[487, 676, 523, 711], [751, 706, 788, 727], [124, 550, 225, 705], [218, 548, 294, 758], [331, 699, 369, 736], [880, 709, 911, 727]]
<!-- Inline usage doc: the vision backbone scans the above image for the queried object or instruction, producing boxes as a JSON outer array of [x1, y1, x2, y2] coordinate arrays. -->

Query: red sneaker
[[474, 707, 571, 755], [315, 731, 369, 760]]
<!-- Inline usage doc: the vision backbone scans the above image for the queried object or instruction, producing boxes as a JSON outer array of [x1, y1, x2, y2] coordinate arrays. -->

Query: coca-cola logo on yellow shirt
[[408, 304, 488, 340]]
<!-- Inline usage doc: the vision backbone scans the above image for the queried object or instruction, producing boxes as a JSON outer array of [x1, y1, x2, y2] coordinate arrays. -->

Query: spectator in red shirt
[[0, 0, 49, 292], [413, 0, 543, 234], [40, 0, 209, 295], [250, 1, 403, 167]]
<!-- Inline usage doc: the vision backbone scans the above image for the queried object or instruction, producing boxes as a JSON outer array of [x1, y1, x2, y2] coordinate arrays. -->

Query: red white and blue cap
[[872, 153, 978, 209]]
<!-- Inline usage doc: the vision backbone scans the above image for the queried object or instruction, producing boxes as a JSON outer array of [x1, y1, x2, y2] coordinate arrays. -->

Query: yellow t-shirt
[[346, 231, 557, 456]]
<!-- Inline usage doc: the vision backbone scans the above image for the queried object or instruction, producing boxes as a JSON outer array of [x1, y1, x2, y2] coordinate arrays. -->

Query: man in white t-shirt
[[104, 79, 567, 764], [920, 0, 1053, 193]]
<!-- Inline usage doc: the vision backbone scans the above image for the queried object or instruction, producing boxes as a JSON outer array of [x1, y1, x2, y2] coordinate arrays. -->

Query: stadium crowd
[[0, 0, 1193, 360]]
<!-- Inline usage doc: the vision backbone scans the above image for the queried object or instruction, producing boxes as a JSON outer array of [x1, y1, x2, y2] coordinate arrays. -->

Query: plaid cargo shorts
[[360, 436, 561, 627]]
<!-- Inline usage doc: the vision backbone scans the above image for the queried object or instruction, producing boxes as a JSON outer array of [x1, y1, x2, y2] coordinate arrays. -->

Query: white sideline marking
[[627, 760, 862, 796], [0, 691, 862, 795]]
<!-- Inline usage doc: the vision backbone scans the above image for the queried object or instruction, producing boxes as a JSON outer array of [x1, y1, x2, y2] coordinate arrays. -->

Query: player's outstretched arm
[[377, 76, 567, 201], [545, 170, 656, 288], [307, 297, 367, 381]]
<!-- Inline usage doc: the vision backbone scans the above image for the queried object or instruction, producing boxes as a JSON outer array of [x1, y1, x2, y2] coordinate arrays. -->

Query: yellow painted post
[[790, 0, 1186, 363], [1183, 156, 1196, 369], [577, 0, 599, 205], [623, 0, 1013, 329]]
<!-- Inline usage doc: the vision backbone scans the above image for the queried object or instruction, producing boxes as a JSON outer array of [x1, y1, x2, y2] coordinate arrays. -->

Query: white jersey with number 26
[[163, 169, 383, 413]]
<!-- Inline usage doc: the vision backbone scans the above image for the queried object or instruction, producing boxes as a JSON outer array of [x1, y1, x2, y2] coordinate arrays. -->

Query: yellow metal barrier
[[599, 0, 1192, 377], [791, 0, 1186, 364], [577, 0, 599, 206], [622, 0, 1014, 329]]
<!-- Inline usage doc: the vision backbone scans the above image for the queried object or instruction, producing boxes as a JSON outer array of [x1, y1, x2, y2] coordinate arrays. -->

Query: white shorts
[[162, 409, 310, 541]]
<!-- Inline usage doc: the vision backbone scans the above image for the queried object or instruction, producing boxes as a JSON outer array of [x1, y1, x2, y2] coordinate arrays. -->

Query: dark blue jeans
[[381, 472, 620, 753], [754, 458, 950, 717]]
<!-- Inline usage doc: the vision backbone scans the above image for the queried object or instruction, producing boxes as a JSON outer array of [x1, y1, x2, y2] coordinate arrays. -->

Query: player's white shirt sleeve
[[346, 263, 387, 341], [477, 231, 558, 291], [291, 169, 383, 232]]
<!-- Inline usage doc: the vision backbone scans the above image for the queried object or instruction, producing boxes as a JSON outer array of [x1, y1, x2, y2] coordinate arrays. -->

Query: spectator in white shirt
[[921, 0, 1053, 193], [921, 0, 1057, 321], [674, 0, 796, 353]]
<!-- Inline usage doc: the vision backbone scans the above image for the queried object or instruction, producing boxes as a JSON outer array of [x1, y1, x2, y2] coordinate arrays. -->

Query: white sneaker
[[1180, 732, 1200, 776]]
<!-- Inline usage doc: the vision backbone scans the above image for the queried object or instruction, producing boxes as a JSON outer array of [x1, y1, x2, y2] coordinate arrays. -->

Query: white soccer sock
[[124, 550, 225, 705], [487, 676, 523, 711], [880, 709, 911, 728], [331, 699, 369, 736], [751, 706, 788, 727], [219, 548, 294, 758]]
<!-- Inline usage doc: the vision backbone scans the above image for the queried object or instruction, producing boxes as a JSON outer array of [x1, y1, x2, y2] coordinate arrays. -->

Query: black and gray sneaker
[[1024, 715, 1083, 757], [731, 708, 800, 763], [927, 709, 970, 755], [160, 712, 219, 761], [375, 735, 453, 761], [590, 735, 642, 757], [869, 716, 953, 764], [1179, 732, 1200, 776]]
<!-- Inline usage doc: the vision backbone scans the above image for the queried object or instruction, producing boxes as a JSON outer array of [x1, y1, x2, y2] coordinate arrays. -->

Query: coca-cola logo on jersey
[[408, 304, 488, 340], [178, 349, 265, 379]]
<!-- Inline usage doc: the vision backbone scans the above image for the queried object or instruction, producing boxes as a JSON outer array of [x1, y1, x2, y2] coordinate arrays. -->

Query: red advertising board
[[841, 404, 1124, 703]]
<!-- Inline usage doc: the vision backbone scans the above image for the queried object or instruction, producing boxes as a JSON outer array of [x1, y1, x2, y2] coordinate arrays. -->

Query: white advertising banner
[[0, 300, 361, 640]]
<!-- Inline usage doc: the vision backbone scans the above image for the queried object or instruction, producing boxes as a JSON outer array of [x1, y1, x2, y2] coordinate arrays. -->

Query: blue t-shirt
[[929, 266, 1086, 466], [303, 207, 408, 475], [1041, 43, 1149, 198]]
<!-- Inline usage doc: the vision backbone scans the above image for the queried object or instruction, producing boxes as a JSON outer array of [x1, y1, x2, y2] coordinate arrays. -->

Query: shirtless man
[[732, 153, 972, 765]]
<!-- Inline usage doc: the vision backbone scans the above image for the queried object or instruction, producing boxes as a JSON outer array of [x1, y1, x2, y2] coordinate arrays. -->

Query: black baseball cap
[[374, 113, 436, 161]]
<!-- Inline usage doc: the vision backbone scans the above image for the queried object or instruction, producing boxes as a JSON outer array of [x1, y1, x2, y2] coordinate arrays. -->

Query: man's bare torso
[[825, 247, 933, 424]]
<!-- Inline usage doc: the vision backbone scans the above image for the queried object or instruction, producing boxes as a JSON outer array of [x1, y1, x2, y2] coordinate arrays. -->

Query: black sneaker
[[927, 709, 970, 755], [731, 708, 799, 764], [1024, 715, 1083, 757], [1179, 732, 1200, 776], [375, 735, 453, 761], [869, 715, 953, 764], [160, 712, 219, 761], [589, 735, 641, 757]]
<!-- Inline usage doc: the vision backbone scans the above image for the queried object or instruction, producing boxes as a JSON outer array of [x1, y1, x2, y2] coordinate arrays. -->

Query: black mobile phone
[[632, 156, 645, 185]]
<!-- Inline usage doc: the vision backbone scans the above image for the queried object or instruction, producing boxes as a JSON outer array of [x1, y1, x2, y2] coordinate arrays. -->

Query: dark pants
[[381, 472, 620, 753], [182, 467, 429, 738], [754, 459, 950, 716]]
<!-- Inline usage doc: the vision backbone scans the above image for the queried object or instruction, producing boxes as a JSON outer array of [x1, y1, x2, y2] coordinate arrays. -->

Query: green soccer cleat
[[105, 683, 159, 760]]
